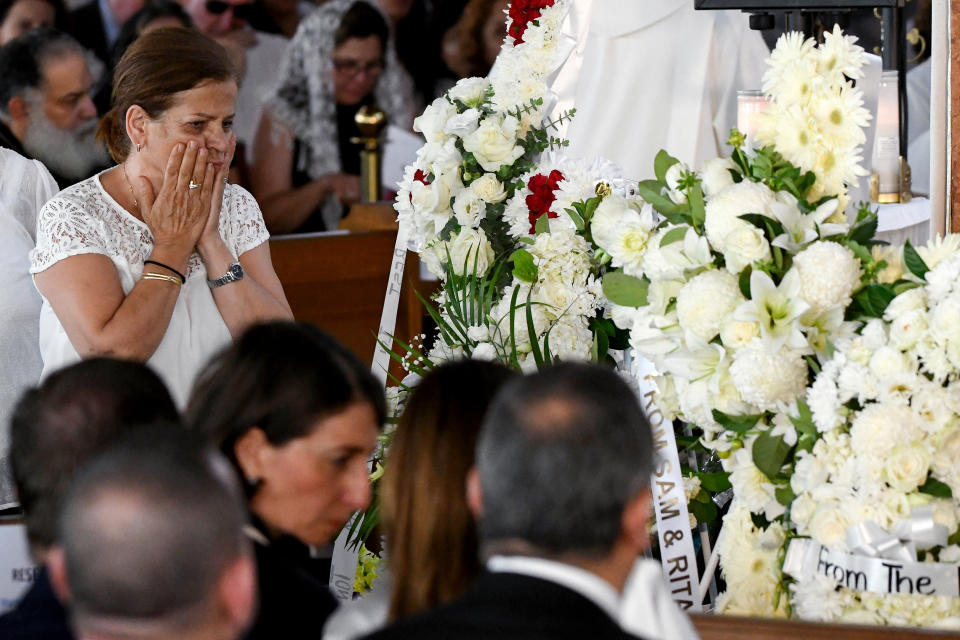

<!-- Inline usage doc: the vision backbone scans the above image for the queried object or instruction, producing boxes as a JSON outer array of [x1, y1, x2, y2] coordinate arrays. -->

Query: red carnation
[[524, 169, 565, 233]]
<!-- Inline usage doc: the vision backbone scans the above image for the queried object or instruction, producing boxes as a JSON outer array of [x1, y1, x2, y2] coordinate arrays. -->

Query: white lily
[[734, 269, 810, 351], [769, 192, 845, 253]]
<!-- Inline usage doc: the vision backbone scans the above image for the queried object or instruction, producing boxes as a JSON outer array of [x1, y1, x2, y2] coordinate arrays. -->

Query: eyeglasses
[[204, 0, 254, 20], [332, 59, 385, 77]]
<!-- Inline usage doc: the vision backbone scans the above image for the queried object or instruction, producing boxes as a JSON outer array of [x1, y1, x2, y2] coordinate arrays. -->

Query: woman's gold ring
[[188, 181, 202, 190]]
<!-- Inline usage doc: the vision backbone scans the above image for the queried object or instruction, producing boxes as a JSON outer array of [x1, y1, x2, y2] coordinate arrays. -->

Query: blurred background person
[[91, 0, 193, 111], [324, 359, 516, 640], [31, 28, 291, 408], [188, 321, 385, 640], [0, 28, 109, 188], [251, 0, 413, 233], [65, 0, 143, 69], [0, 358, 180, 640], [441, 0, 506, 83], [0, 0, 62, 45], [0, 147, 58, 511], [178, 0, 288, 183], [243, 0, 310, 39], [48, 428, 255, 640]]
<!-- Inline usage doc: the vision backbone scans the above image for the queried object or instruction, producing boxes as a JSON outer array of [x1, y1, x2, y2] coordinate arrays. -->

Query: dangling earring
[[136, 142, 142, 152]]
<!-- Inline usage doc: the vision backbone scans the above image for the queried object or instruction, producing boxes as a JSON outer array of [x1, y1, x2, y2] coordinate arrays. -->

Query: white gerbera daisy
[[810, 84, 870, 147], [773, 104, 820, 171], [818, 24, 867, 84]]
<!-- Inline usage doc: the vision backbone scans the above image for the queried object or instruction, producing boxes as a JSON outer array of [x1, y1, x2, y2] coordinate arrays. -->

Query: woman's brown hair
[[442, 0, 507, 79], [96, 27, 239, 163], [381, 359, 515, 621]]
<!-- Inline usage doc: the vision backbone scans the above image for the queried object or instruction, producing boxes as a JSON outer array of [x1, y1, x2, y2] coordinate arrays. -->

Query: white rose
[[701, 157, 736, 196], [469, 174, 507, 203], [413, 97, 456, 143], [931, 500, 959, 535], [461, 115, 525, 172], [888, 309, 929, 351], [884, 287, 927, 319], [868, 346, 913, 379], [882, 444, 931, 492], [809, 506, 851, 549], [446, 76, 488, 107], [723, 225, 771, 274], [447, 227, 495, 276], [410, 175, 452, 215], [664, 162, 690, 204], [443, 108, 481, 138], [704, 181, 775, 253], [720, 321, 760, 350], [452, 190, 486, 227], [419, 137, 461, 175]]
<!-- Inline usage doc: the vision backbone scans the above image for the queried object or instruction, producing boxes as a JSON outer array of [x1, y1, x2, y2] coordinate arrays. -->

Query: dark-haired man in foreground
[[364, 362, 654, 640]]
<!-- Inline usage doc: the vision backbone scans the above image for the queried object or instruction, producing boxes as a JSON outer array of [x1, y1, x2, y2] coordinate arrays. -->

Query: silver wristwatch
[[207, 261, 244, 288]]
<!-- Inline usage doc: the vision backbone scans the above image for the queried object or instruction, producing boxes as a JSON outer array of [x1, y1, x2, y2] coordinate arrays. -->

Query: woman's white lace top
[[29, 172, 270, 407]]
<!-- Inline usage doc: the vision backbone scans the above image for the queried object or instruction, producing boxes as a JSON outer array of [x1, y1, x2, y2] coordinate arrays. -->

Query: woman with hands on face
[[29, 27, 292, 407]]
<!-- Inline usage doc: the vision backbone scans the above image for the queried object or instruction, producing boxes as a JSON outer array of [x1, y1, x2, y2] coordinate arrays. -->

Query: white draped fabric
[[0, 149, 58, 507], [550, 0, 769, 179]]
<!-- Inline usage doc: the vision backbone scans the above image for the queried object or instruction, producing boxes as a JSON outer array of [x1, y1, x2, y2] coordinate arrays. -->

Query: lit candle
[[737, 90, 771, 139], [872, 70, 900, 203]]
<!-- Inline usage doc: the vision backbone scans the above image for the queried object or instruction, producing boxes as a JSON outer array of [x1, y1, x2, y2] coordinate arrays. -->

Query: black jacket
[[0, 567, 74, 640], [362, 571, 647, 640]]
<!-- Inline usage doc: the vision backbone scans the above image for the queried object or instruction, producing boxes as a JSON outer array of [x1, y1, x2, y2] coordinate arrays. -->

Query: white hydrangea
[[675, 270, 743, 342], [792, 241, 862, 314], [729, 342, 808, 411]]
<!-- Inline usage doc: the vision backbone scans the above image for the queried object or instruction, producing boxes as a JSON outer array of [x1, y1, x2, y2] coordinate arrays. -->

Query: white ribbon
[[846, 505, 950, 564], [632, 354, 702, 612], [329, 222, 411, 602], [783, 537, 960, 598]]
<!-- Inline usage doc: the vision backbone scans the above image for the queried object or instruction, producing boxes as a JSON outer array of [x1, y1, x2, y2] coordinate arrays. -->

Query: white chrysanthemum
[[675, 270, 743, 342], [918, 233, 960, 271], [729, 342, 808, 411], [703, 180, 775, 253], [849, 403, 919, 457], [729, 447, 786, 520], [791, 574, 852, 622], [792, 241, 862, 314], [807, 354, 845, 432], [502, 191, 532, 238]]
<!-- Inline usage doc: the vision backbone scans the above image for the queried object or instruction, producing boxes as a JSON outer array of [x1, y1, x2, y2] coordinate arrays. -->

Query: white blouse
[[29, 172, 270, 407]]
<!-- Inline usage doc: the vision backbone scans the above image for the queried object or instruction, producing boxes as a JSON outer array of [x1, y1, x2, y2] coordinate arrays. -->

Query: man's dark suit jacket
[[362, 571, 646, 640], [0, 567, 74, 640]]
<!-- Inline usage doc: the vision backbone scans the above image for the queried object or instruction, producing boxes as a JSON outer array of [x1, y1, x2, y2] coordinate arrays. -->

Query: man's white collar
[[487, 555, 621, 622]]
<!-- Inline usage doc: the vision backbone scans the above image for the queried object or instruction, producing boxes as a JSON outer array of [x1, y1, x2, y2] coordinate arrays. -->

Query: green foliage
[[510, 248, 538, 283], [918, 476, 953, 498], [752, 430, 792, 481], [851, 283, 897, 318], [654, 149, 681, 183], [602, 271, 649, 308], [659, 226, 688, 247], [789, 398, 818, 454], [903, 239, 930, 280], [694, 471, 732, 492], [711, 409, 763, 434]]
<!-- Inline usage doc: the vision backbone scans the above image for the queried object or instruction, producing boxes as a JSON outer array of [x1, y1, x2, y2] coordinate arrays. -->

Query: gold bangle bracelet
[[142, 272, 183, 286]]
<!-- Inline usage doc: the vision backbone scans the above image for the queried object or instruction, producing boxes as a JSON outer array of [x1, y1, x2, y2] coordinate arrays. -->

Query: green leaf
[[565, 207, 585, 231], [534, 212, 550, 234], [775, 486, 797, 506], [688, 183, 705, 231], [525, 292, 543, 368], [738, 264, 753, 298], [659, 226, 688, 248], [790, 398, 818, 453], [853, 284, 897, 318], [846, 211, 879, 245], [739, 213, 785, 241], [752, 430, 792, 481], [950, 529, 960, 546], [694, 471, 732, 493], [903, 239, 930, 280], [602, 271, 649, 308], [846, 240, 873, 264], [711, 409, 763, 434], [918, 476, 953, 498], [510, 248, 538, 283], [636, 180, 688, 216], [689, 499, 718, 527], [654, 149, 681, 183]]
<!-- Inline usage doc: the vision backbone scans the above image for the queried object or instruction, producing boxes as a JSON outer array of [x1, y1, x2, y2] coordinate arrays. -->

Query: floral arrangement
[[784, 240, 960, 626]]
